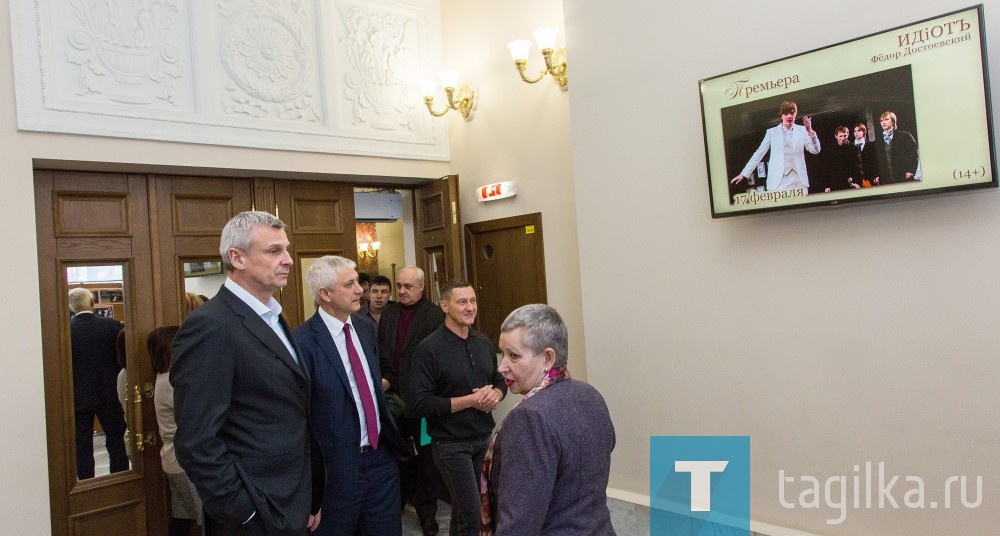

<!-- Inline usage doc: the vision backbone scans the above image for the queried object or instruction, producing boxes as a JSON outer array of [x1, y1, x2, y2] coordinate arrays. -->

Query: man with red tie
[[293, 256, 412, 536]]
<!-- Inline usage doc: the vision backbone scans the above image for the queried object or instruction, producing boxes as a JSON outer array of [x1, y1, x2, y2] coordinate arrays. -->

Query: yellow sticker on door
[[525, 225, 535, 234]]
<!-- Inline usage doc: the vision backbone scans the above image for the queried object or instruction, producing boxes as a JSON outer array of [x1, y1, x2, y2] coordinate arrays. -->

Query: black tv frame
[[700, 5, 997, 218]]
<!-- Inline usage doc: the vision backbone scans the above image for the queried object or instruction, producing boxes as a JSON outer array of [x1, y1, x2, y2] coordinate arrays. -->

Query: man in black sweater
[[408, 280, 506, 536]]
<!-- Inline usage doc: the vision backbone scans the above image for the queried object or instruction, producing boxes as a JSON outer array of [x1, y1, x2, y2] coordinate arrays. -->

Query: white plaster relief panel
[[334, 1, 425, 137], [216, 0, 321, 123], [62, 0, 187, 108], [11, 0, 449, 160]]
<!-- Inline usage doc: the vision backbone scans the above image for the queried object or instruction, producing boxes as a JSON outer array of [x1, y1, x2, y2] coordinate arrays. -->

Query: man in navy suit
[[294, 256, 412, 536], [853, 123, 880, 187], [68, 287, 128, 480], [172, 211, 322, 536]]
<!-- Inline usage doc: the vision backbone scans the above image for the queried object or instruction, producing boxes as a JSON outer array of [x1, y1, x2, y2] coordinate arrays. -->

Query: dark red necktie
[[344, 324, 379, 449]]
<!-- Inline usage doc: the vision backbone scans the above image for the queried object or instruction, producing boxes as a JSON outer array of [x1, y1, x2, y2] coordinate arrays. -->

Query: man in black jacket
[[377, 266, 445, 535], [172, 211, 323, 536], [875, 111, 920, 185], [68, 287, 128, 480]]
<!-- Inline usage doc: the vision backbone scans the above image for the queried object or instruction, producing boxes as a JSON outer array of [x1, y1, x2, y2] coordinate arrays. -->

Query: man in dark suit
[[293, 256, 412, 536], [822, 126, 863, 192], [172, 211, 322, 536], [68, 287, 129, 480], [853, 123, 880, 187], [378, 266, 445, 535], [875, 111, 920, 185]]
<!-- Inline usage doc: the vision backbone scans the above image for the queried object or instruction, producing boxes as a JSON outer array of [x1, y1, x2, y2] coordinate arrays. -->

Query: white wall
[[566, 0, 1000, 535], [439, 0, 587, 382]]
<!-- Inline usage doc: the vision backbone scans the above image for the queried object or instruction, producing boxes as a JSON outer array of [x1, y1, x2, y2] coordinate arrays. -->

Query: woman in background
[[182, 292, 204, 320], [481, 304, 616, 535], [148, 326, 203, 536]]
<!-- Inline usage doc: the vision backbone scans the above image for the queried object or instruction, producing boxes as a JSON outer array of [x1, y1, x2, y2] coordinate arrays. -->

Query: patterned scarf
[[479, 366, 570, 536]]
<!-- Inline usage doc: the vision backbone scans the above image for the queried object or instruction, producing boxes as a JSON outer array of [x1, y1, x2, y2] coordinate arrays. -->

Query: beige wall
[[17, 0, 995, 534], [567, 0, 1000, 535], [374, 221, 407, 283], [439, 0, 587, 383]]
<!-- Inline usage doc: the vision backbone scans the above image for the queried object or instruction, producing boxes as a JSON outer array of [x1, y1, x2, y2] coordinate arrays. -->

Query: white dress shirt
[[317, 308, 381, 446]]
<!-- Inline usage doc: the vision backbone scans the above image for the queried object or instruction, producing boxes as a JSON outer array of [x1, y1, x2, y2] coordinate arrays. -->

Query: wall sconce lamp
[[507, 27, 568, 87], [358, 241, 381, 259], [420, 69, 476, 118]]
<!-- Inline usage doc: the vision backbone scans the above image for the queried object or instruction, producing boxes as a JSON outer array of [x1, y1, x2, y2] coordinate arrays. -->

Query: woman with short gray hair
[[480, 304, 617, 535]]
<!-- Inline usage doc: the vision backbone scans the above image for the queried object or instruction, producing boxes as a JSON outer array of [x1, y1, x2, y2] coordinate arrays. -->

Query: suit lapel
[[220, 287, 307, 381], [351, 316, 397, 437], [310, 315, 353, 395]]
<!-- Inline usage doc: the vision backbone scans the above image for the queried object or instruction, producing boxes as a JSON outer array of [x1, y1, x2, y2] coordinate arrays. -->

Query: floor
[[91, 432, 112, 478], [403, 499, 771, 536], [401, 501, 453, 536], [95, 434, 766, 536]]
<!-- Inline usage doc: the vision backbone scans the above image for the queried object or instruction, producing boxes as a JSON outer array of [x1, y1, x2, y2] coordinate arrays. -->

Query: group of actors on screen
[[82, 210, 617, 536], [731, 100, 920, 196]]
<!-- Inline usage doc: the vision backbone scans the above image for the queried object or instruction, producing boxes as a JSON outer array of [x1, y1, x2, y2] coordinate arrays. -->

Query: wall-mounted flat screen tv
[[700, 5, 996, 218]]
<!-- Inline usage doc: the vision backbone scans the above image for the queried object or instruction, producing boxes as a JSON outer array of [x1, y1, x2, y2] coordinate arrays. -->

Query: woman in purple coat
[[481, 304, 616, 536]]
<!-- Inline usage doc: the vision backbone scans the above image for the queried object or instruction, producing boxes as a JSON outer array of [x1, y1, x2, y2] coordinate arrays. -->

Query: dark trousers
[[317, 446, 401, 536], [431, 435, 491, 536], [204, 513, 267, 536], [398, 418, 440, 524], [74, 402, 129, 480]]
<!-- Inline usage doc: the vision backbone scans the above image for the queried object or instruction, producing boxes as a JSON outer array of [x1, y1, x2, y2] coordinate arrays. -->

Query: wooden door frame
[[414, 175, 463, 301], [34, 170, 166, 536]]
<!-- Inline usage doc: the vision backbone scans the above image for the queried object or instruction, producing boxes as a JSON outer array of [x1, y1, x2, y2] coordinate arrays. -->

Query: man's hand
[[471, 385, 501, 412], [308, 509, 322, 532]]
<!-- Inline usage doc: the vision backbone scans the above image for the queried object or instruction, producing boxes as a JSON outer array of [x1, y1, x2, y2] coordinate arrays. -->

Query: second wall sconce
[[420, 69, 476, 119], [507, 27, 568, 87], [358, 241, 380, 259]]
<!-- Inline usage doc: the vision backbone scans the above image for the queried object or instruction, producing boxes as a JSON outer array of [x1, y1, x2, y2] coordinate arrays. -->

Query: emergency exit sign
[[477, 181, 517, 202]]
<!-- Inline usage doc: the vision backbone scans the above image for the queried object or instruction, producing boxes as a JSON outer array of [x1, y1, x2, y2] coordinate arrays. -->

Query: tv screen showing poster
[[700, 5, 996, 218]]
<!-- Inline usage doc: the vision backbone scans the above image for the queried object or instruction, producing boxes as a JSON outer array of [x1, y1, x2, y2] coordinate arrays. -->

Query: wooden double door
[[35, 170, 462, 536]]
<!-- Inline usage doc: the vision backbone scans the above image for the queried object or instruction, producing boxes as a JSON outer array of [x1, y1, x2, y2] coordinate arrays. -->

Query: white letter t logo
[[674, 461, 729, 511]]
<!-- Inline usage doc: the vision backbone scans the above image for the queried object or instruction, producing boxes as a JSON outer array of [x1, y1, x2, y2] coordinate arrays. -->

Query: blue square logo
[[650, 436, 750, 536]]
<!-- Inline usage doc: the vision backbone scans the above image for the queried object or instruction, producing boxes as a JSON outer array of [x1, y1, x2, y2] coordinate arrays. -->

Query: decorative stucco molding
[[11, 0, 449, 160]]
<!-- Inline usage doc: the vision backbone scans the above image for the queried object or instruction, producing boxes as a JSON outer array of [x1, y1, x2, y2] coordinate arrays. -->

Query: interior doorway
[[464, 213, 547, 347], [36, 167, 463, 536]]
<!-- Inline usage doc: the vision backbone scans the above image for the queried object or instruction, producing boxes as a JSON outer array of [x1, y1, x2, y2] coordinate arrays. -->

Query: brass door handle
[[132, 384, 158, 452]]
